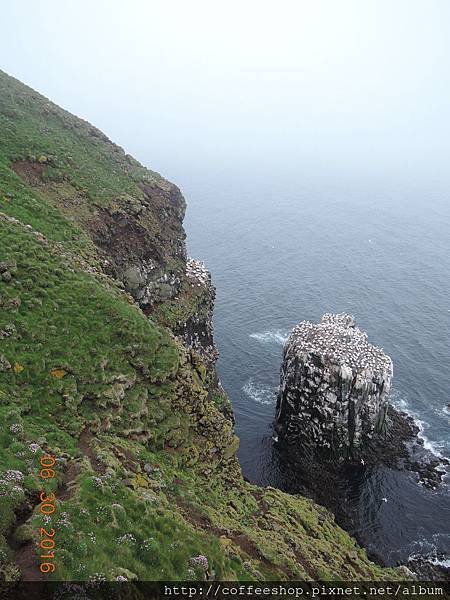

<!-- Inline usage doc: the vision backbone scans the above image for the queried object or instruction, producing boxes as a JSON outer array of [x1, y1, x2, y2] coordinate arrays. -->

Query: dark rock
[[275, 314, 448, 483], [88, 182, 186, 308], [408, 556, 450, 581], [276, 313, 392, 461]]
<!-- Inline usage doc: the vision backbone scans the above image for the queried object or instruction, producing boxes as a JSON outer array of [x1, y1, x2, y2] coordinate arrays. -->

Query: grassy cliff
[[0, 69, 397, 582]]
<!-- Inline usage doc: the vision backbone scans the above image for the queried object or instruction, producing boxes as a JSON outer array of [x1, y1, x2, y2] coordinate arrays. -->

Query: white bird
[[382, 497, 388, 503]]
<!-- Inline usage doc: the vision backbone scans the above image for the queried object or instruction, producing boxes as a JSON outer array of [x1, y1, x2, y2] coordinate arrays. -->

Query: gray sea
[[161, 160, 450, 567]]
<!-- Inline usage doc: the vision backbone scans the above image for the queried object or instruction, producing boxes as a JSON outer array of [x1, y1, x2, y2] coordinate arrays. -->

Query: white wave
[[409, 550, 450, 570], [391, 392, 447, 460], [415, 418, 447, 458], [249, 329, 289, 346], [394, 397, 410, 411], [407, 533, 450, 570], [242, 379, 278, 406], [429, 556, 450, 568], [390, 389, 410, 411]]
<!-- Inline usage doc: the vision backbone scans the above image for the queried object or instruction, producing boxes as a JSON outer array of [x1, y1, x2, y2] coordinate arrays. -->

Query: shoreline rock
[[407, 556, 450, 582]]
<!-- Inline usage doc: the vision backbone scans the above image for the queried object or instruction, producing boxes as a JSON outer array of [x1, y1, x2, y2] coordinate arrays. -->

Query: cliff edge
[[0, 70, 400, 582]]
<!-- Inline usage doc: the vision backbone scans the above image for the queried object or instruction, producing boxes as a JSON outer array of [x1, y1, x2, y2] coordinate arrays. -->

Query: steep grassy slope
[[0, 69, 187, 310], [0, 69, 397, 582]]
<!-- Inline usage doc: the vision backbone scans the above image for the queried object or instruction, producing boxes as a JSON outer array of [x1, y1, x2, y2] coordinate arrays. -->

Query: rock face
[[276, 313, 393, 461], [13, 158, 188, 309], [89, 181, 187, 307], [176, 258, 219, 365]]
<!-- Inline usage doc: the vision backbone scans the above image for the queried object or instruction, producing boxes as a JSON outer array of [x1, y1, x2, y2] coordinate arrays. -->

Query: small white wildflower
[[88, 572, 107, 584], [116, 533, 136, 545], [28, 443, 40, 454], [10, 423, 23, 434], [5, 470, 24, 482], [55, 512, 72, 528], [141, 490, 158, 503], [116, 575, 128, 582], [141, 537, 155, 551]]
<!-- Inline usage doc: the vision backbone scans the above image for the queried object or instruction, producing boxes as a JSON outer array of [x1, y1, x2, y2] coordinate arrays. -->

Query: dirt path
[[11, 427, 103, 580], [78, 427, 106, 474], [7, 492, 43, 582]]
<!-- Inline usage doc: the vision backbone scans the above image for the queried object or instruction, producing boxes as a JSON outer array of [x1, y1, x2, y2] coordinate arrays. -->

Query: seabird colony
[[186, 258, 211, 287], [182, 258, 218, 364], [276, 313, 393, 459], [288, 313, 392, 377]]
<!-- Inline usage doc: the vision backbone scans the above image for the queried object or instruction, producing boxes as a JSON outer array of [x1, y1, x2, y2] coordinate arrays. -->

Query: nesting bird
[[186, 257, 211, 287], [277, 313, 393, 461], [287, 313, 392, 377]]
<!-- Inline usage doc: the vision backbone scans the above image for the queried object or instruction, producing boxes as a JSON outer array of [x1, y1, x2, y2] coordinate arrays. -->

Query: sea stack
[[275, 313, 393, 461]]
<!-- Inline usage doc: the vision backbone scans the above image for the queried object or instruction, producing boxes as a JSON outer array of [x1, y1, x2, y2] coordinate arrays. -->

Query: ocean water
[[163, 161, 450, 566]]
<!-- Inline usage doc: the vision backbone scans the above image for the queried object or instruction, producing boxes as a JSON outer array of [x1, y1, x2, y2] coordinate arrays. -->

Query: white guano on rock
[[275, 313, 393, 460]]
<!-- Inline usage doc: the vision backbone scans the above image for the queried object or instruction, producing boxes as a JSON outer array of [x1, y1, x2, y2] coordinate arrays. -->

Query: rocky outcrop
[[408, 556, 450, 582], [175, 258, 219, 365], [88, 181, 187, 307], [276, 313, 393, 461], [12, 159, 187, 309]]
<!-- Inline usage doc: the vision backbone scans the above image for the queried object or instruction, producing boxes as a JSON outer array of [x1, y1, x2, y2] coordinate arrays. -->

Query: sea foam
[[249, 330, 289, 346], [391, 391, 448, 460], [242, 378, 277, 405]]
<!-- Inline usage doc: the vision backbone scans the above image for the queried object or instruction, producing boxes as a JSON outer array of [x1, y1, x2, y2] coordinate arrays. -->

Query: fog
[[1, 0, 450, 177]]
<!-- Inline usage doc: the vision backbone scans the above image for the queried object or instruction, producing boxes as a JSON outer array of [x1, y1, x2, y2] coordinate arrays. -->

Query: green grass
[[0, 70, 164, 208], [152, 277, 208, 331]]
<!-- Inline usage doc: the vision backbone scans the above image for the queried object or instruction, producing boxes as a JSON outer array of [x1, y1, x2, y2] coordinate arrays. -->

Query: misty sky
[[1, 0, 450, 176]]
